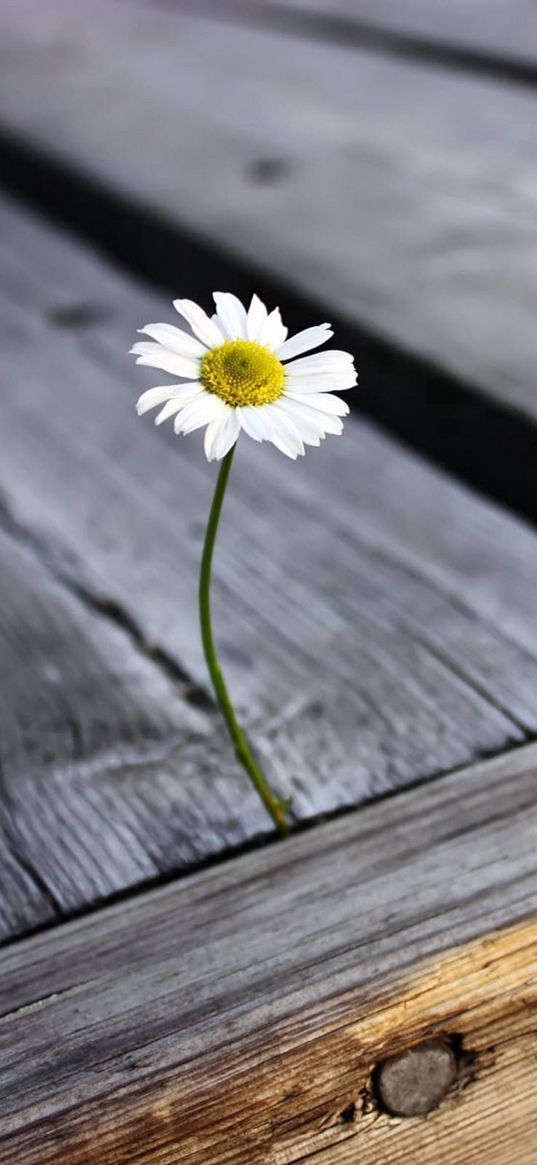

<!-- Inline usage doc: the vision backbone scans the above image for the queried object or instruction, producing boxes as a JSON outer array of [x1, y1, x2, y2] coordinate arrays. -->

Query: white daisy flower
[[131, 292, 357, 461]]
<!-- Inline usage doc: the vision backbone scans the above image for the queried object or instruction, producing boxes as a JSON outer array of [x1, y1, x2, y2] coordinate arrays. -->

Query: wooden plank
[[245, 0, 537, 69], [2, 190, 537, 933], [0, 513, 263, 940], [2, 0, 537, 435], [0, 744, 536, 1163]]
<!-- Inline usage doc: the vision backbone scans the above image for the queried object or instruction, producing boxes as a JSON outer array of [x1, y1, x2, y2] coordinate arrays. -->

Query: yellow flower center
[[200, 339, 285, 407]]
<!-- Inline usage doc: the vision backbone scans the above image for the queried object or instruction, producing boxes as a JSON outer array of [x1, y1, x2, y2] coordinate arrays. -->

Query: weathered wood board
[[3, 191, 537, 937], [0, 744, 536, 1164], [0, 517, 257, 942], [3, 0, 537, 429]]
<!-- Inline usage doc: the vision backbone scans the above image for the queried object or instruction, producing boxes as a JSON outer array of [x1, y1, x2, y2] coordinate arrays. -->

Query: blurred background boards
[[2, 0, 537, 518]]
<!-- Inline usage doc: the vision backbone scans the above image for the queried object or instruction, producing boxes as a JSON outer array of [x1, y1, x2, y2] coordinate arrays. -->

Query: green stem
[[198, 444, 290, 834]]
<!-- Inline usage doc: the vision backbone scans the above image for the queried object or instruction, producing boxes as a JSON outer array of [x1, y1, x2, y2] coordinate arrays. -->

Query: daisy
[[131, 292, 357, 835], [131, 292, 357, 460]]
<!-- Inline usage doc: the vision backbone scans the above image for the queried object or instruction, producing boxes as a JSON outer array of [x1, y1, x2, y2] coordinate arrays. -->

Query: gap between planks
[[157, 0, 537, 88], [241, 0, 537, 77]]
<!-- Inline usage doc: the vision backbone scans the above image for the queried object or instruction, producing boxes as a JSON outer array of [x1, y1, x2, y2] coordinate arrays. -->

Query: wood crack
[[0, 980, 94, 1024], [0, 490, 214, 711]]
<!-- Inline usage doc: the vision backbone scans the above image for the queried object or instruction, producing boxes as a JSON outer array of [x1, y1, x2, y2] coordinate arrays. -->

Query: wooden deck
[[0, 2, 536, 1162]]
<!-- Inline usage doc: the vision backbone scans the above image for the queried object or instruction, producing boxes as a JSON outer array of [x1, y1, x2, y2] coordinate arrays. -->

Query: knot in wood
[[374, 1039, 458, 1117]]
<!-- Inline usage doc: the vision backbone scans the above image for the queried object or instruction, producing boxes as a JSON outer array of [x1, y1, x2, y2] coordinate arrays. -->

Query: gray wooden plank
[[245, 0, 537, 67], [0, 744, 536, 1163], [2, 0, 537, 426], [1, 190, 537, 934], [0, 516, 274, 940]]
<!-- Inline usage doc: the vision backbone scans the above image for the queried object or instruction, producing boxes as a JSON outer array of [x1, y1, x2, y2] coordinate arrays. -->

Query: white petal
[[284, 350, 356, 375], [237, 406, 270, 442], [136, 384, 181, 416], [238, 402, 306, 457], [209, 409, 241, 461], [257, 307, 288, 351], [138, 323, 207, 358], [173, 298, 224, 348], [204, 413, 227, 460], [213, 292, 248, 340], [285, 370, 357, 393], [286, 391, 350, 416], [271, 428, 305, 460], [131, 342, 201, 379], [261, 404, 305, 458], [275, 399, 324, 446], [155, 400, 187, 425], [174, 393, 226, 435], [278, 397, 344, 437], [155, 384, 205, 424], [276, 324, 333, 362], [246, 294, 268, 341]]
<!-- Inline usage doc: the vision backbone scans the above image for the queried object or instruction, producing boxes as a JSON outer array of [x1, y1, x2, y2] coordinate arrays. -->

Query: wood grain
[[3, 191, 537, 934], [0, 512, 262, 940], [0, 815, 55, 943], [0, 744, 536, 1163], [3, 0, 537, 425]]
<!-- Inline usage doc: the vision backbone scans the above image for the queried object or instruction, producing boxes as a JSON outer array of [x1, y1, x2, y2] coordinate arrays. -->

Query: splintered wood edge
[[2, 917, 536, 1164]]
